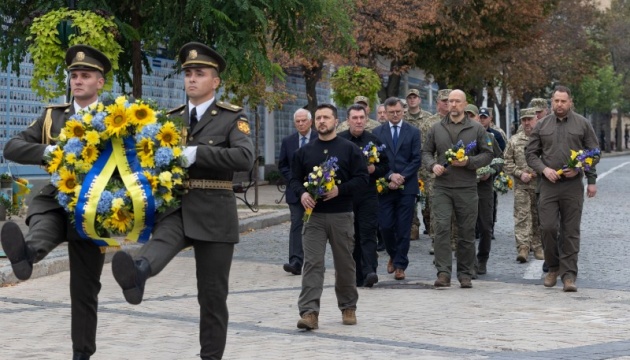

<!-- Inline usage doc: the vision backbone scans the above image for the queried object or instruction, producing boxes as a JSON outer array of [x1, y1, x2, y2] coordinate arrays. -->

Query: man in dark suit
[[111, 42, 254, 360], [278, 108, 317, 275], [372, 97, 421, 281], [0, 45, 111, 360]]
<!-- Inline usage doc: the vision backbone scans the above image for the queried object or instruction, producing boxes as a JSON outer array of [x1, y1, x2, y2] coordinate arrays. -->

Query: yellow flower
[[84, 130, 100, 146], [570, 149, 578, 160], [82, 113, 93, 125], [65, 153, 77, 165], [156, 122, 180, 147], [140, 152, 155, 168], [67, 185, 80, 211], [324, 180, 334, 191], [143, 171, 158, 191], [171, 166, 184, 175], [173, 147, 182, 157], [47, 148, 64, 173], [127, 103, 155, 127], [115, 96, 127, 106], [105, 103, 129, 137], [58, 167, 78, 194], [137, 138, 154, 157], [585, 157, 593, 166], [162, 191, 173, 203], [64, 120, 85, 139], [456, 148, 465, 160], [158, 171, 173, 190], [377, 185, 383, 193], [106, 206, 133, 233], [81, 144, 99, 164]]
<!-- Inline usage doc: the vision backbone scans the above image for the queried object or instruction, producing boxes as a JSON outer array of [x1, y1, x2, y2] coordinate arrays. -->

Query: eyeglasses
[[387, 110, 403, 115]]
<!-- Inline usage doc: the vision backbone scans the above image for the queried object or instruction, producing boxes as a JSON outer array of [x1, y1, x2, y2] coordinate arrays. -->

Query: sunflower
[[106, 198, 133, 233], [156, 122, 180, 147], [82, 144, 99, 164], [143, 171, 158, 191], [47, 147, 64, 173], [84, 130, 100, 146], [67, 185, 80, 211], [58, 167, 78, 194], [64, 120, 85, 139], [104, 103, 129, 137], [127, 103, 155, 127], [65, 153, 77, 165], [136, 138, 154, 157]]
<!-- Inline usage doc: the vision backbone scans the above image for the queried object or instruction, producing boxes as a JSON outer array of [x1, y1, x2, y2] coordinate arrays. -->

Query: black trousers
[[27, 210, 105, 356], [476, 180, 494, 263], [138, 209, 234, 360], [352, 194, 379, 285]]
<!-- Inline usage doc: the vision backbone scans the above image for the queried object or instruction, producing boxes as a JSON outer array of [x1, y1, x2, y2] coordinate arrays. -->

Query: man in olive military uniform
[[337, 95, 381, 132], [111, 42, 254, 359], [504, 108, 543, 263], [0, 45, 112, 360], [421, 89, 452, 253], [404, 88, 433, 240]]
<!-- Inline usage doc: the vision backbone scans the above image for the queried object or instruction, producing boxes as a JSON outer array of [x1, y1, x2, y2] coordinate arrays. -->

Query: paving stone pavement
[[2, 158, 630, 359]]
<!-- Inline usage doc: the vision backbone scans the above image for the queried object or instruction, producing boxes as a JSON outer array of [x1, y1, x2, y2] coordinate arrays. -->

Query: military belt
[[185, 179, 233, 190]]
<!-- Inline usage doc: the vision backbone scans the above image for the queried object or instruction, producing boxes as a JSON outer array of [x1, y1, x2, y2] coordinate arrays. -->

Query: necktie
[[190, 107, 198, 131], [300, 136, 307, 148], [392, 125, 399, 148]]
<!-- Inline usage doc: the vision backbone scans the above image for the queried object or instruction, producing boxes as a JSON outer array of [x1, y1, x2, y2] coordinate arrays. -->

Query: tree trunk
[[616, 110, 623, 152], [131, 11, 143, 98], [303, 64, 323, 118], [378, 61, 402, 100]]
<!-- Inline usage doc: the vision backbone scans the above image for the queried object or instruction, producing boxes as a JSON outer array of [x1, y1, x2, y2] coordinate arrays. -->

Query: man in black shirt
[[338, 104, 389, 287], [289, 103, 369, 330]]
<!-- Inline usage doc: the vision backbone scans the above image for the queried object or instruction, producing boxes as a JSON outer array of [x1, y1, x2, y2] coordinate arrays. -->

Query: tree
[[330, 66, 381, 108]]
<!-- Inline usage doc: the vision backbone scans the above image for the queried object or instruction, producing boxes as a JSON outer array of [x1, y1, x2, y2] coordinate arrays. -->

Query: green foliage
[[27, 8, 122, 100], [572, 65, 623, 114], [330, 66, 381, 108], [265, 170, 282, 183]]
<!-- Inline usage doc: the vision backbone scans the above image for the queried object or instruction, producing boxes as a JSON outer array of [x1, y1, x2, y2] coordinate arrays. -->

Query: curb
[[0, 210, 290, 286]]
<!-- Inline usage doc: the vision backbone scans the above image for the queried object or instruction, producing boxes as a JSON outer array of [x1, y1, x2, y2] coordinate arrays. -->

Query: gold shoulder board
[[216, 101, 242, 112], [166, 104, 186, 116]]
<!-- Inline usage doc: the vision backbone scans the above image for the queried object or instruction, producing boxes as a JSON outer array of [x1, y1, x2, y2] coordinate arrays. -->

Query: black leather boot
[[1, 221, 35, 280], [112, 251, 151, 305], [72, 351, 90, 360]]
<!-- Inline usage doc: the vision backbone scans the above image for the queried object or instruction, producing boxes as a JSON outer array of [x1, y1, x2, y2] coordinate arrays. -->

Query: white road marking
[[596, 161, 630, 181]]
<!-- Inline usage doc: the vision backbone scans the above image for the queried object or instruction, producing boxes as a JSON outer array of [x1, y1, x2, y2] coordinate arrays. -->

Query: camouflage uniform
[[503, 114, 542, 255], [491, 123, 508, 142]]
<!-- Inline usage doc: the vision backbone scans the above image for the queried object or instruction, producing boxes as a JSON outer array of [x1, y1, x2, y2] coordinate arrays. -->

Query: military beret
[[65, 45, 111, 75], [464, 104, 479, 116], [179, 42, 226, 73], [406, 88, 420, 98], [528, 98, 548, 111], [520, 107, 536, 119], [354, 95, 369, 105], [437, 89, 452, 100]]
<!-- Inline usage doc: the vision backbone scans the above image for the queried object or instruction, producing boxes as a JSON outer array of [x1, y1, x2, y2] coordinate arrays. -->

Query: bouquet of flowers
[[302, 152, 340, 223], [444, 140, 477, 167], [556, 148, 601, 175], [375, 177, 405, 195], [417, 178, 426, 206], [493, 171, 513, 194], [362, 141, 386, 164], [476, 158, 505, 180], [45, 96, 187, 246]]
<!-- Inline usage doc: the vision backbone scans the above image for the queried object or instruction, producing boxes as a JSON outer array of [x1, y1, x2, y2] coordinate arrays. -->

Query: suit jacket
[[165, 101, 254, 243], [4, 104, 74, 222], [278, 130, 317, 204], [372, 121, 421, 195]]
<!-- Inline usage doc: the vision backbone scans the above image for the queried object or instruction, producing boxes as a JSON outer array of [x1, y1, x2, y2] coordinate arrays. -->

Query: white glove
[[182, 146, 198, 167], [43, 145, 57, 159]]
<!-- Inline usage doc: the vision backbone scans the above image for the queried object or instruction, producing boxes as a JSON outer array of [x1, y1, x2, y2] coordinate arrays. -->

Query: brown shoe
[[394, 268, 405, 280], [533, 248, 544, 260], [516, 246, 529, 263], [544, 271, 558, 287], [562, 277, 577, 292], [387, 258, 394, 274], [342, 308, 357, 325], [410, 224, 419, 240], [297, 312, 319, 330], [434, 272, 451, 287], [459, 277, 472, 288]]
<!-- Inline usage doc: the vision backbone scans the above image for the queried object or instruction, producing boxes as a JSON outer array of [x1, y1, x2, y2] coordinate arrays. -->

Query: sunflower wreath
[[46, 96, 187, 246]]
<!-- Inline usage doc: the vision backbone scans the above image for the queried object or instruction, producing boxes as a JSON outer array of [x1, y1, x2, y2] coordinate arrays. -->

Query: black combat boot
[[112, 251, 152, 305], [72, 351, 91, 360], [1, 221, 35, 280]]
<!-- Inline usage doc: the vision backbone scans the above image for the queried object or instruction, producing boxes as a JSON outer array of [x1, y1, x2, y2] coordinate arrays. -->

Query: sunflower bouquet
[[45, 96, 187, 245], [362, 141, 385, 164], [493, 171, 513, 194], [302, 153, 340, 224], [417, 178, 426, 205], [444, 140, 477, 167], [556, 148, 601, 175]]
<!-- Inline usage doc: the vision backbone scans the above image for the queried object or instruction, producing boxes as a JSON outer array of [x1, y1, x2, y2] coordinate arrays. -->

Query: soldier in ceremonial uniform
[[111, 42, 254, 359], [337, 95, 381, 132], [0, 45, 112, 360]]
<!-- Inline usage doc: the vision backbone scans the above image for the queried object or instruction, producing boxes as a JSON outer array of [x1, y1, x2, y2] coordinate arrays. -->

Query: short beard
[[317, 125, 335, 136]]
